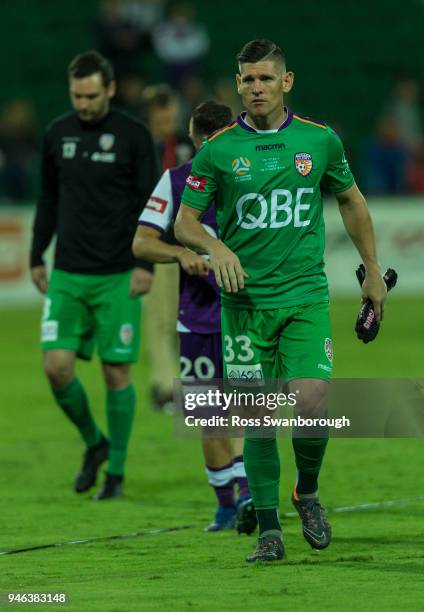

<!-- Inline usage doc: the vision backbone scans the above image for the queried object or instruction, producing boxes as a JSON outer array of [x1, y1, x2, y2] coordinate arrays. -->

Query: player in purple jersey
[[133, 101, 257, 534]]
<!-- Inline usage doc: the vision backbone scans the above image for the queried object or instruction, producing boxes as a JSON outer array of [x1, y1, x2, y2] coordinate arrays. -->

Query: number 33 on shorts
[[223, 334, 264, 381], [224, 334, 254, 363]]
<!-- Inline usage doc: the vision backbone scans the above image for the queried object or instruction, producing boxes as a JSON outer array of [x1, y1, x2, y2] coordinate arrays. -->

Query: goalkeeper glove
[[355, 264, 398, 343]]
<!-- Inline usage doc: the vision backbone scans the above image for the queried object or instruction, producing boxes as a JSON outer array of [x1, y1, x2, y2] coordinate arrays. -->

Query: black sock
[[256, 509, 281, 535], [296, 471, 318, 495]]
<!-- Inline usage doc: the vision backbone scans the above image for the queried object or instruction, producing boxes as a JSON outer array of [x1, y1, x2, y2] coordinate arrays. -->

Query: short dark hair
[[191, 100, 232, 138], [68, 50, 114, 86], [236, 39, 286, 69], [142, 84, 177, 111]]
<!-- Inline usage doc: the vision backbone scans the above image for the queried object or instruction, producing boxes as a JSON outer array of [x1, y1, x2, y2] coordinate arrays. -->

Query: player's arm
[[322, 127, 387, 321], [173, 141, 248, 292], [336, 184, 387, 321], [133, 169, 209, 276], [30, 130, 58, 294], [175, 204, 248, 292], [133, 225, 210, 276]]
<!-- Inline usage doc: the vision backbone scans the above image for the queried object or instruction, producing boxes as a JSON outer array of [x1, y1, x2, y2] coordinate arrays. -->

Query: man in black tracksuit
[[30, 51, 159, 499]]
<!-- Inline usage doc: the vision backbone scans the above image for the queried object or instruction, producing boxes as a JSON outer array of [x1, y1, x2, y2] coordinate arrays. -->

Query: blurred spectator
[[213, 77, 243, 118], [364, 77, 424, 195], [363, 115, 408, 195], [0, 100, 40, 202], [120, 0, 164, 37], [115, 73, 145, 116], [140, 87, 190, 416], [407, 138, 424, 194], [95, 0, 146, 79], [142, 84, 193, 169], [387, 77, 424, 194], [386, 77, 422, 150], [179, 76, 210, 127], [152, 3, 209, 89]]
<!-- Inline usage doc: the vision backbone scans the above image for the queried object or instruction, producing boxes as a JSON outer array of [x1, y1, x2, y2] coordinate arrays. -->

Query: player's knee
[[43, 355, 74, 389], [295, 392, 327, 419], [295, 391, 327, 419], [296, 403, 325, 420], [103, 363, 131, 390], [291, 380, 328, 419]]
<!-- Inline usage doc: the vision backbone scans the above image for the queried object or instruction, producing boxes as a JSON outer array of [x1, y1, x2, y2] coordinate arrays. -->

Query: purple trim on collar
[[236, 107, 293, 132], [292, 111, 326, 127]]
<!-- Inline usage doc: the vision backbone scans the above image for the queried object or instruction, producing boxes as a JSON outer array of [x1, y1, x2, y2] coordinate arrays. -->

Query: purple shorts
[[179, 331, 223, 381]]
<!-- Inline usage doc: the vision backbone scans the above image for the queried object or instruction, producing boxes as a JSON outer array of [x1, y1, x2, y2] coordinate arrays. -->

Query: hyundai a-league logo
[[294, 152, 313, 176], [99, 133, 115, 151], [324, 337, 333, 362], [232, 157, 251, 176]]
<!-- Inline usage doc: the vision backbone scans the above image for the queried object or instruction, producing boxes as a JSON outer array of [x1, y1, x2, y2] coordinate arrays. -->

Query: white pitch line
[[282, 496, 424, 518]]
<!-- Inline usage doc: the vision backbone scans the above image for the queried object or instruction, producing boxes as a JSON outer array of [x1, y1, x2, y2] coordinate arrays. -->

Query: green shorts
[[41, 269, 141, 363], [221, 302, 333, 381]]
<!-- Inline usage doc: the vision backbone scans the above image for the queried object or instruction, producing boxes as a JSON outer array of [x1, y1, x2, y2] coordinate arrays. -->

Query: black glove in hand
[[355, 264, 398, 343]]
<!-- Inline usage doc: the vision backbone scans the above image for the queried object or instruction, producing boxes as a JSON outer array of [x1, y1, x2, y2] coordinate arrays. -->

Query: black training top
[[30, 108, 160, 274]]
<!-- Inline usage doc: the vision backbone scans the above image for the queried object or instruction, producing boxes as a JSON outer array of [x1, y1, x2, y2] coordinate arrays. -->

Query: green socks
[[53, 378, 101, 448], [106, 384, 136, 476], [292, 437, 329, 494], [243, 437, 280, 509], [53, 379, 136, 477], [243, 437, 281, 535], [243, 435, 329, 532]]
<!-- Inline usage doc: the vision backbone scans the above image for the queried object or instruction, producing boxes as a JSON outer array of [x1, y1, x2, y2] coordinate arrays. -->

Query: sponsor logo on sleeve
[[294, 152, 313, 176], [186, 174, 207, 191], [146, 196, 168, 213], [341, 151, 351, 175]]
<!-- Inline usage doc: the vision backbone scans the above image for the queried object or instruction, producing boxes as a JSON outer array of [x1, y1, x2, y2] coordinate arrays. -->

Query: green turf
[[0, 300, 423, 611]]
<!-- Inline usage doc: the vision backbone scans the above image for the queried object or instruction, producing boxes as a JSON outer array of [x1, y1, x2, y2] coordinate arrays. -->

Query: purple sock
[[233, 455, 250, 499], [206, 462, 236, 507], [214, 480, 236, 507]]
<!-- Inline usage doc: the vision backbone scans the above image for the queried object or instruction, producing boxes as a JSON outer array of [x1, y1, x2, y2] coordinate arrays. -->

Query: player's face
[[70, 73, 115, 123], [236, 60, 293, 119]]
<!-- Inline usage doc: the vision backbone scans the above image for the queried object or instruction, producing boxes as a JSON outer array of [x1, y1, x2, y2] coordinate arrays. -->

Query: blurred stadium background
[[0, 1, 423, 610]]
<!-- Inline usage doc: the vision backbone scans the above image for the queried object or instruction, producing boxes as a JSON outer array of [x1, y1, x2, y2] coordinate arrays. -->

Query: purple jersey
[[139, 160, 220, 334]]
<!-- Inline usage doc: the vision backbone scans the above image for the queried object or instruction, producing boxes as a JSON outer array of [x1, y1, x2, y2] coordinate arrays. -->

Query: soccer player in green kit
[[175, 39, 387, 562], [30, 51, 159, 500]]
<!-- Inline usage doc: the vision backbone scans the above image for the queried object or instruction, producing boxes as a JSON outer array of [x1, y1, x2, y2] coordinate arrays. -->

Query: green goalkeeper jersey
[[181, 108, 355, 310]]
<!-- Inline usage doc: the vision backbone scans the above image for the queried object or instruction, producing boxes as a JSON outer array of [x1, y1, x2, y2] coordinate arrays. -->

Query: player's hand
[[31, 265, 48, 294], [130, 268, 153, 297], [361, 267, 387, 323], [177, 249, 211, 276], [207, 240, 249, 292]]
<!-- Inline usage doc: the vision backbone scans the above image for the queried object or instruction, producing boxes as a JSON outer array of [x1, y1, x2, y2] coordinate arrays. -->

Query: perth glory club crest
[[295, 152, 313, 176], [99, 133, 115, 151]]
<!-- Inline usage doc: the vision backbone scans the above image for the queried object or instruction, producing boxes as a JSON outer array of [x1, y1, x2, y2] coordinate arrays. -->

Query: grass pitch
[[0, 299, 423, 611]]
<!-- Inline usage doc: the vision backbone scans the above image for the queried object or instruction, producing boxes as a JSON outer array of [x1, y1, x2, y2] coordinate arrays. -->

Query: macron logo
[[186, 174, 207, 192], [255, 143, 285, 151]]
